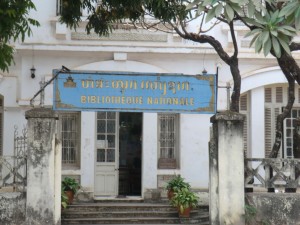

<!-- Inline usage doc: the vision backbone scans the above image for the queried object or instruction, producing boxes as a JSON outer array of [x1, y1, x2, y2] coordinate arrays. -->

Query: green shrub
[[166, 175, 191, 191], [170, 187, 199, 213]]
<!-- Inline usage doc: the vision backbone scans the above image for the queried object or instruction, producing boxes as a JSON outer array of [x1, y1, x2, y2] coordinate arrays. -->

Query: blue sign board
[[53, 70, 216, 113]]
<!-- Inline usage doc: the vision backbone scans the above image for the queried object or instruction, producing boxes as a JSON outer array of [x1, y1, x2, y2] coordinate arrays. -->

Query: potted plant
[[170, 187, 199, 218], [61, 189, 68, 210], [165, 175, 191, 199], [62, 177, 80, 204]]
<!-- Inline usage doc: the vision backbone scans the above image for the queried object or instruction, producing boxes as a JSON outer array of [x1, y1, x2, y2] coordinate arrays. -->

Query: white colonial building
[[1, 0, 300, 200]]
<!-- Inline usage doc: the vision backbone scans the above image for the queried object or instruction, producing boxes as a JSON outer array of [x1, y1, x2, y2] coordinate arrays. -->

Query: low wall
[[0, 192, 26, 225], [246, 193, 300, 225]]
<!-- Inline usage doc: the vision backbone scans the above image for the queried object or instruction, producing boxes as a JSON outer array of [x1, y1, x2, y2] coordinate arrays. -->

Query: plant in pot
[[165, 175, 191, 200], [61, 188, 68, 210], [62, 177, 80, 204], [170, 187, 199, 218]]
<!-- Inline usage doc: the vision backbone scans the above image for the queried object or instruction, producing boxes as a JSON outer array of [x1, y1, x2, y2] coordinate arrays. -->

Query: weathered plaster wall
[[210, 112, 245, 225], [25, 108, 59, 225], [246, 193, 300, 225], [0, 192, 26, 225]]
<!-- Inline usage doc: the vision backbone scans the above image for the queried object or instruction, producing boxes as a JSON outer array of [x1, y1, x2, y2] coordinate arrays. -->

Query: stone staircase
[[61, 201, 209, 224]]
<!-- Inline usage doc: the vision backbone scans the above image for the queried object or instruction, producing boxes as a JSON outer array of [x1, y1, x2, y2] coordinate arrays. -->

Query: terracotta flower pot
[[64, 190, 75, 204], [178, 207, 191, 218], [167, 189, 175, 200]]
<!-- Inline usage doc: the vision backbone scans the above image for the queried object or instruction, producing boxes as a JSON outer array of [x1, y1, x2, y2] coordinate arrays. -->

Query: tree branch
[[173, 28, 231, 64], [229, 21, 238, 58], [290, 42, 300, 52]]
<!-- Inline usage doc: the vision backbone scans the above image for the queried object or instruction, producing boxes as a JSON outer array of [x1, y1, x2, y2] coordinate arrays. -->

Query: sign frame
[[53, 70, 216, 114]]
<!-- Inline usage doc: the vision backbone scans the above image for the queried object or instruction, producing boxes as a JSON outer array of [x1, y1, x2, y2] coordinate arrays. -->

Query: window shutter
[[265, 107, 272, 157], [240, 95, 247, 111], [240, 94, 248, 156], [265, 88, 272, 103], [243, 116, 248, 156], [276, 87, 283, 103]]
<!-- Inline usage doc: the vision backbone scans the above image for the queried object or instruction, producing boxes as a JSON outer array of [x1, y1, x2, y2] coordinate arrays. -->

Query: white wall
[[142, 113, 158, 193], [250, 87, 265, 158], [80, 112, 96, 192], [180, 114, 211, 188]]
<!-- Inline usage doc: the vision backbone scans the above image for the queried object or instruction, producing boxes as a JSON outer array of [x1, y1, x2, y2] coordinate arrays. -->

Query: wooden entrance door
[[94, 112, 118, 196]]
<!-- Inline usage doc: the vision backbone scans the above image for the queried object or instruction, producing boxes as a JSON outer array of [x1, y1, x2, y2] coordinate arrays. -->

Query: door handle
[[115, 168, 119, 171]]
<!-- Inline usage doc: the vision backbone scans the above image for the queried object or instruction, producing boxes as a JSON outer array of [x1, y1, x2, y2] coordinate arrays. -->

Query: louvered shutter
[[265, 88, 272, 103], [276, 87, 283, 103], [265, 107, 272, 157], [240, 94, 248, 156]]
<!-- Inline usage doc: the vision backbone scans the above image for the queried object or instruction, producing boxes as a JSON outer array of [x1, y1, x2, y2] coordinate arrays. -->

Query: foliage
[[245, 204, 257, 224], [62, 177, 80, 194], [166, 175, 191, 192], [61, 189, 68, 209], [245, 204, 270, 225], [59, 0, 300, 58], [0, 0, 40, 72], [170, 187, 199, 213], [243, 1, 300, 58]]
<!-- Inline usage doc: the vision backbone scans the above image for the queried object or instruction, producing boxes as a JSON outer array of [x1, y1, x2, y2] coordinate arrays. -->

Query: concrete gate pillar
[[209, 111, 245, 225], [25, 108, 60, 225]]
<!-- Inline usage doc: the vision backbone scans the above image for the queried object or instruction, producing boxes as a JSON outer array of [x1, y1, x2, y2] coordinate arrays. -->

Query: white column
[[54, 139, 62, 224], [142, 113, 158, 196], [250, 87, 265, 158], [210, 112, 245, 225], [25, 108, 59, 225], [80, 112, 96, 195]]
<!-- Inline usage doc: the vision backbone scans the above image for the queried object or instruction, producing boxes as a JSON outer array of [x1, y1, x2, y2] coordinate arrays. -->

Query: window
[[56, 0, 63, 16], [60, 112, 80, 167], [96, 112, 117, 163], [264, 86, 283, 158], [157, 113, 179, 169], [283, 108, 300, 158], [56, 0, 88, 16]]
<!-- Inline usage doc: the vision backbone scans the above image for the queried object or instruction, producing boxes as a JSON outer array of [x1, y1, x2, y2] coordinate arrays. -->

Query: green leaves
[[0, 43, 14, 73], [245, 6, 297, 58], [0, 0, 39, 72], [278, 0, 300, 30]]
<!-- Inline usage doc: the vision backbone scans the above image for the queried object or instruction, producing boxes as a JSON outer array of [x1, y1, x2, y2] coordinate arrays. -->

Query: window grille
[[60, 113, 80, 166], [56, 0, 63, 16], [159, 114, 178, 159]]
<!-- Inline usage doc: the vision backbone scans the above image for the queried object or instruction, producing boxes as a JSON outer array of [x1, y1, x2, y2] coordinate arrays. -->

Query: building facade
[[1, 0, 300, 200]]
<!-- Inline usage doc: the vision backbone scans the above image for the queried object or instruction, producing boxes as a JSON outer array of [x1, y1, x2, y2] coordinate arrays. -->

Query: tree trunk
[[269, 52, 297, 158], [229, 59, 241, 112]]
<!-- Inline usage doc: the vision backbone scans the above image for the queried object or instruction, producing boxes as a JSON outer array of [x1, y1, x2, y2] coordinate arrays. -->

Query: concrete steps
[[61, 202, 209, 224]]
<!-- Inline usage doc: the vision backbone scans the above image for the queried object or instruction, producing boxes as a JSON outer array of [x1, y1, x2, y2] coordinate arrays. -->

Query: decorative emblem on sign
[[64, 76, 76, 88]]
